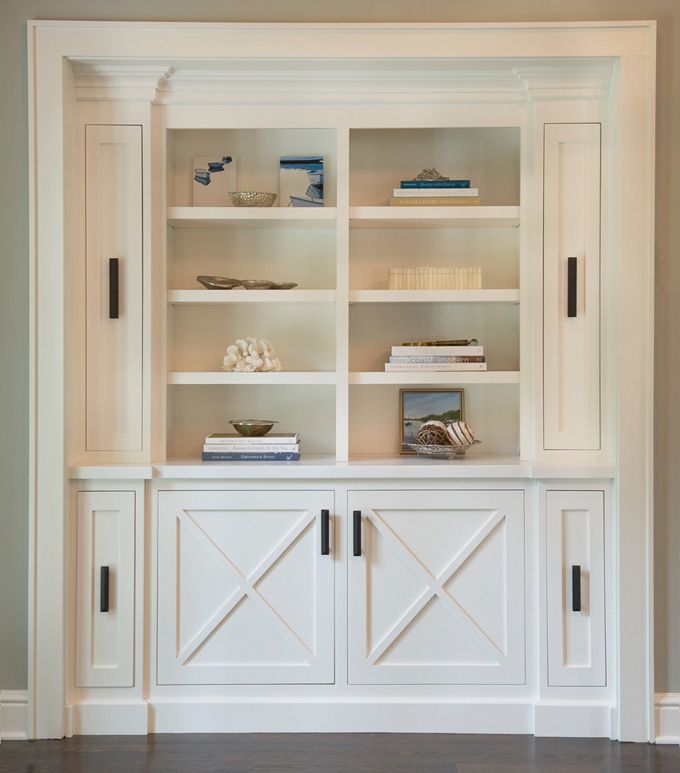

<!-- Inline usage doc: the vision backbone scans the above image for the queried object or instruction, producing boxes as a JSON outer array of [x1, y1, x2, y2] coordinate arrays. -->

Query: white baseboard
[[0, 690, 28, 741], [655, 693, 680, 744], [69, 701, 149, 735], [533, 700, 612, 738]]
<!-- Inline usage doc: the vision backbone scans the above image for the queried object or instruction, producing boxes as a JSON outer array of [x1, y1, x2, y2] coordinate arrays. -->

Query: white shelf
[[349, 206, 520, 229], [168, 371, 337, 385], [167, 206, 337, 228], [349, 371, 520, 385], [349, 289, 519, 304], [168, 289, 336, 305]]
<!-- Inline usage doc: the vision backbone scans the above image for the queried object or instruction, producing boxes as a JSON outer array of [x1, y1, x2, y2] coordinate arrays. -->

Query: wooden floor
[[1, 734, 680, 772]]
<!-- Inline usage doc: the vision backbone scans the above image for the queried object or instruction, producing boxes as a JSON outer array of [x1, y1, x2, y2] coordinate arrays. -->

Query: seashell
[[446, 421, 476, 446]]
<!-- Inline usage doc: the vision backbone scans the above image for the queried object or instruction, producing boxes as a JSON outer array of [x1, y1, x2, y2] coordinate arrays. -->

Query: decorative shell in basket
[[408, 420, 480, 459]]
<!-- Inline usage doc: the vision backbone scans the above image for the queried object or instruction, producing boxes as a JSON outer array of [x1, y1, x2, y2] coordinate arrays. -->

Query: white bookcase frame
[[27, 21, 655, 741]]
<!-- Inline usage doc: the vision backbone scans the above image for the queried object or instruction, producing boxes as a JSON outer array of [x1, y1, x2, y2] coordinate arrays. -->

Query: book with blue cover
[[400, 179, 470, 189], [202, 451, 301, 462]]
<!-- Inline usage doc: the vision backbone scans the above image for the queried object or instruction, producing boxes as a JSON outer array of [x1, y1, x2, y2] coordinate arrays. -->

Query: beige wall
[[0, 0, 677, 693]]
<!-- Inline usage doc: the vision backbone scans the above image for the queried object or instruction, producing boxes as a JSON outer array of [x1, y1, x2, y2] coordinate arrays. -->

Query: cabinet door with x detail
[[348, 490, 525, 685], [157, 490, 334, 685]]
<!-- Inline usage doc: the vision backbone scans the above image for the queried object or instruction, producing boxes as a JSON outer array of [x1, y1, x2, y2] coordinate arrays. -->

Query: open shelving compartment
[[165, 127, 339, 460], [347, 126, 521, 462]]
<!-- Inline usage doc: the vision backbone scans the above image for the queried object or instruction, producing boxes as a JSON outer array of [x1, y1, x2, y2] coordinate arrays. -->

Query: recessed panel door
[[157, 490, 334, 685], [348, 490, 525, 684]]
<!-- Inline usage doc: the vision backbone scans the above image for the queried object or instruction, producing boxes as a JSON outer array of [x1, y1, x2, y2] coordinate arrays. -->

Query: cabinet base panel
[[65, 700, 614, 737]]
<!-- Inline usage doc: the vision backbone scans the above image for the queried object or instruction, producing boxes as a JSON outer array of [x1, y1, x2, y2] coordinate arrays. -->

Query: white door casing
[[546, 489, 606, 687], [75, 490, 136, 688], [348, 490, 525, 684], [157, 490, 334, 684]]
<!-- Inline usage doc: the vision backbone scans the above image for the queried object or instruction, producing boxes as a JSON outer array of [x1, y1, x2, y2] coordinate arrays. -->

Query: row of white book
[[387, 266, 482, 290], [384, 343, 487, 372], [202, 432, 301, 462]]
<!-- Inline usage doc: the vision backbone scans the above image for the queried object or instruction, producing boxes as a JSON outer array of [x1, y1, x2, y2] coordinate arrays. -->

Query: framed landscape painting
[[400, 388, 464, 454]]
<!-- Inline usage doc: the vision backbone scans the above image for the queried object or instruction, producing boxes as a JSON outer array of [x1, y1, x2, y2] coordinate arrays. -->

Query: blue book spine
[[400, 180, 470, 189], [202, 452, 301, 462]]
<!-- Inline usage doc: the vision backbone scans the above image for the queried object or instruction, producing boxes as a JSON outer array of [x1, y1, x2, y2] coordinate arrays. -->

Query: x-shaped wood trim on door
[[365, 508, 507, 666], [175, 508, 317, 665]]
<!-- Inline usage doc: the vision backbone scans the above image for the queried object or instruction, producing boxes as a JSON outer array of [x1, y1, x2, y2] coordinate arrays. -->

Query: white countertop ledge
[[69, 455, 615, 481]]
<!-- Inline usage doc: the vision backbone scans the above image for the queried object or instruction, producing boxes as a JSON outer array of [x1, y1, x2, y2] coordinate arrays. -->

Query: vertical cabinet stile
[[85, 125, 144, 452], [543, 123, 601, 452]]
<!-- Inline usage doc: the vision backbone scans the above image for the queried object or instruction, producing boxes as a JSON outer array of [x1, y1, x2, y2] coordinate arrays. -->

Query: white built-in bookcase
[[165, 126, 520, 461]]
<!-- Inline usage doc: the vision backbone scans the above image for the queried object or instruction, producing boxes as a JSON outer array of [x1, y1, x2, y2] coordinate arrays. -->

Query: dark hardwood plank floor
[[1, 734, 679, 773]]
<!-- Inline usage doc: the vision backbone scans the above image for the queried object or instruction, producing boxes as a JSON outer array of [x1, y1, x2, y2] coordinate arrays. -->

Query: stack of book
[[389, 179, 480, 207], [385, 342, 486, 372], [202, 433, 301, 462]]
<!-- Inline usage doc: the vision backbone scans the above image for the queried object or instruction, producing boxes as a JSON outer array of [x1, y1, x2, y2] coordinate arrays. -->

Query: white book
[[392, 188, 478, 197], [203, 443, 300, 453], [384, 362, 487, 372], [391, 345, 484, 356]]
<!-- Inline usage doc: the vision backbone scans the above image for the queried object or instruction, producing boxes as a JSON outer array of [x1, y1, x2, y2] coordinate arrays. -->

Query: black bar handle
[[100, 565, 110, 613], [567, 256, 577, 318], [109, 258, 120, 319], [320, 509, 330, 555], [353, 510, 362, 557], [571, 564, 582, 612]]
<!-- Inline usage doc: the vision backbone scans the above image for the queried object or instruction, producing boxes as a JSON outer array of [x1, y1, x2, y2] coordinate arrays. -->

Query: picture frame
[[399, 388, 465, 454]]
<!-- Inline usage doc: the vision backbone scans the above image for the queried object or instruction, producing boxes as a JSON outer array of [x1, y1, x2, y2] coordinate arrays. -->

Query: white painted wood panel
[[546, 490, 606, 687], [76, 490, 135, 688], [543, 123, 601, 450], [85, 125, 143, 451], [348, 490, 525, 684], [157, 490, 334, 684]]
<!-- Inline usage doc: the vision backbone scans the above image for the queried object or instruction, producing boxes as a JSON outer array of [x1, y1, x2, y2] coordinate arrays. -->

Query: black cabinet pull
[[321, 509, 330, 555], [109, 258, 119, 319], [100, 565, 110, 613], [571, 564, 582, 612], [567, 256, 577, 318], [353, 510, 362, 556]]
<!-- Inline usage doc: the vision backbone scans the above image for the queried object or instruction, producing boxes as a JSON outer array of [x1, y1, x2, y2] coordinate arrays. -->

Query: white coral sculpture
[[222, 337, 282, 373]]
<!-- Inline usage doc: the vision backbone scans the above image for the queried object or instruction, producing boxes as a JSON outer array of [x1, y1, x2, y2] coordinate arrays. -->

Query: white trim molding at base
[[68, 701, 149, 736], [0, 690, 28, 741], [532, 701, 613, 739], [655, 693, 680, 744]]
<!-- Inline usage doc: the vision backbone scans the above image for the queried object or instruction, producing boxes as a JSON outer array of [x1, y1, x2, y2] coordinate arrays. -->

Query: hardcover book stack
[[202, 433, 301, 462], [385, 342, 486, 372], [389, 178, 480, 207]]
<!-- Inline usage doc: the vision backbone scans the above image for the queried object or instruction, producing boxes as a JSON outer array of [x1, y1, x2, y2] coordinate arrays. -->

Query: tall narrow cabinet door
[[546, 490, 605, 687], [543, 123, 601, 450], [76, 490, 136, 687], [85, 125, 143, 451]]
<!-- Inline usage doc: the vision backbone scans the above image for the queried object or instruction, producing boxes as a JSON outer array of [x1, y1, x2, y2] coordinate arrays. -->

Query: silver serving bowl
[[229, 191, 277, 207], [405, 440, 481, 459], [197, 275, 242, 290], [229, 419, 278, 437]]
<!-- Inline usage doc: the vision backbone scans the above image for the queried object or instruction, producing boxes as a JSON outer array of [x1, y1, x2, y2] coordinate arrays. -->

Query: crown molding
[[70, 62, 174, 103], [67, 57, 614, 106]]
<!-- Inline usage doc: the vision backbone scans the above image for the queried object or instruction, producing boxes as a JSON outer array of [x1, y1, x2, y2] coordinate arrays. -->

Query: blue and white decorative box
[[192, 156, 239, 206], [279, 155, 324, 207]]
